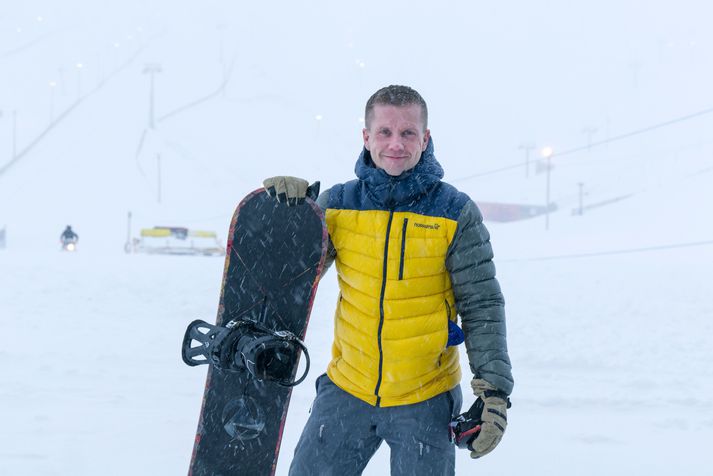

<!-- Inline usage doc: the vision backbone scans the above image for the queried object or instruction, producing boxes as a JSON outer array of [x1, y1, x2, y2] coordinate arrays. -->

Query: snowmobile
[[60, 236, 78, 252], [60, 225, 79, 252]]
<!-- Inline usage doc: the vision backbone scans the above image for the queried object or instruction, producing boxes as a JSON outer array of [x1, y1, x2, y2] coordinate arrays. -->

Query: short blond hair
[[364, 85, 428, 132]]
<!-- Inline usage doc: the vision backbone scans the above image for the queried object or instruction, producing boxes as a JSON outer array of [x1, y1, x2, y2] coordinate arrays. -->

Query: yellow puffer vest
[[325, 209, 461, 407]]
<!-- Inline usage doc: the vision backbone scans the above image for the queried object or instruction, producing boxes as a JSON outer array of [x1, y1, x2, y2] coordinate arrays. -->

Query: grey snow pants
[[289, 374, 462, 476]]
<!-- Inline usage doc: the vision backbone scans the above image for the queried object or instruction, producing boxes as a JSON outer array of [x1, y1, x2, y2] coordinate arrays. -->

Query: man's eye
[[378, 129, 391, 136], [402, 130, 416, 137]]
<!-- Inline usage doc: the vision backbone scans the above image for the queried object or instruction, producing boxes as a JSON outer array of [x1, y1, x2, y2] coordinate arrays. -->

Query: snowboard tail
[[186, 189, 328, 476]]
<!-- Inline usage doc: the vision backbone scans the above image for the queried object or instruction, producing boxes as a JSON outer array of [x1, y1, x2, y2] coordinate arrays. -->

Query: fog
[[4, 1, 712, 178], [1, 2, 712, 475]]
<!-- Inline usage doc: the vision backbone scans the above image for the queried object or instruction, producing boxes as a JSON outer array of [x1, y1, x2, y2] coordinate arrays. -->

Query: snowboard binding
[[182, 318, 310, 387]]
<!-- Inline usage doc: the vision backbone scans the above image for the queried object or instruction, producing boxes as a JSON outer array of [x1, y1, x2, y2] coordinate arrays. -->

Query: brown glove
[[262, 176, 319, 206], [470, 378, 509, 458]]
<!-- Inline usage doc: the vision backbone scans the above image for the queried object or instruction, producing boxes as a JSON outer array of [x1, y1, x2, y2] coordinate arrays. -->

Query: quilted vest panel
[[325, 208, 462, 407]]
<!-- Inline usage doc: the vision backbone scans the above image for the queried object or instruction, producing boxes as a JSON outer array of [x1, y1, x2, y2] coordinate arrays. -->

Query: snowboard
[[183, 188, 328, 476]]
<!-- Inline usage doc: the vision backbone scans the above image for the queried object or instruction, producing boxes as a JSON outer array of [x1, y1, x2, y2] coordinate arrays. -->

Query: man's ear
[[362, 128, 370, 150], [422, 129, 431, 151]]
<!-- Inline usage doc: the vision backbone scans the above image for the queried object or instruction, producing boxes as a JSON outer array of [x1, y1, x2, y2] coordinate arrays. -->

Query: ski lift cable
[[157, 51, 239, 124], [452, 105, 713, 183], [548, 155, 713, 210], [500, 239, 713, 263], [1, 43, 150, 179], [552, 106, 713, 159]]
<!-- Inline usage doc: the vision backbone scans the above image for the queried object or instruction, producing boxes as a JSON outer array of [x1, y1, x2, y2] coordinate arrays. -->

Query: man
[[264, 85, 513, 475], [60, 225, 78, 244]]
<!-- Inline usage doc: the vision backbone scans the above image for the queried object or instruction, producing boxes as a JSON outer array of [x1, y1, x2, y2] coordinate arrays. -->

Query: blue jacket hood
[[355, 137, 444, 208]]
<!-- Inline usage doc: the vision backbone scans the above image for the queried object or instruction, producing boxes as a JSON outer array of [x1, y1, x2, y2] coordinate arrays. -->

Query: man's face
[[363, 104, 430, 176]]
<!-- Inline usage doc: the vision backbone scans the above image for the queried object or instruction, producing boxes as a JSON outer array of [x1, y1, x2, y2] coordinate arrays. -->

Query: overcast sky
[[3, 1, 712, 182]]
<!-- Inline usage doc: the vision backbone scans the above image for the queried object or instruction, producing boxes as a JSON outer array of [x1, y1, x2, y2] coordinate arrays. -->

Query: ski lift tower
[[142, 63, 162, 129]]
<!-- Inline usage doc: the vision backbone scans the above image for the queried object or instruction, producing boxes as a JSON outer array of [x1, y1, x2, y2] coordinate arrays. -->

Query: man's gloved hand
[[469, 378, 509, 459], [262, 177, 320, 206]]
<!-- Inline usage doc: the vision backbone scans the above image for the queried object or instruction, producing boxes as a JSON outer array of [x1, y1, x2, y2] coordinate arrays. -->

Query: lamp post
[[582, 126, 597, 150], [143, 63, 162, 129], [541, 146, 554, 230], [314, 114, 323, 139], [217, 24, 227, 84], [12, 110, 17, 160], [75, 62, 84, 99], [58, 67, 66, 96], [157, 154, 162, 204], [49, 80, 57, 122], [96, 51, 104, 86], [519, 142, 535, 178]]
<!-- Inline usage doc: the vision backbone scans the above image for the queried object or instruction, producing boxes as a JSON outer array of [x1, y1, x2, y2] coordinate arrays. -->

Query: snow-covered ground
[[2, 2, 713, 475], [3, 187, 712, 476]]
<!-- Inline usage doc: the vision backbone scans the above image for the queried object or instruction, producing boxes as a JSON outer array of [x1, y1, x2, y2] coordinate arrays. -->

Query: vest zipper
[[374, 210, 395, 406], [398, 218, 408, 280]]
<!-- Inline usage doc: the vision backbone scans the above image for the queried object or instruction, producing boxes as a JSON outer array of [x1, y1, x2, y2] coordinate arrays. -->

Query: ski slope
[[2, 2, 713, 475]]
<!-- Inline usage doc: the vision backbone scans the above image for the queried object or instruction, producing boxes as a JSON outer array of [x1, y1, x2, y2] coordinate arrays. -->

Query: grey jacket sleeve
[[446, 199, 514, 395], [315, 190, 337, 275]]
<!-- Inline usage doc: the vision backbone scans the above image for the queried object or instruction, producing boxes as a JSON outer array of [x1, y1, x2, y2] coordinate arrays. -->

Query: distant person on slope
[[60, 225, 78, 244], [263, 85, 513, 475]]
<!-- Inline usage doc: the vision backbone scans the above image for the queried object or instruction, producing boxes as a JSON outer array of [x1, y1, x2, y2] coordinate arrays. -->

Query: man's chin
[[383, 167, 406, 176], [380, 161, 408, 176], [374, 157, 418, 176]]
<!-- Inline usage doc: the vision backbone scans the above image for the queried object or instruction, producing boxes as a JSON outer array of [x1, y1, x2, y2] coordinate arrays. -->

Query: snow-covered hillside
[[2, 2, 712, 475]]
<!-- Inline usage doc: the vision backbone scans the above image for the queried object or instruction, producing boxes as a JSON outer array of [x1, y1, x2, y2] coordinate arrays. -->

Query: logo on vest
[[413, 222, 440, 230]]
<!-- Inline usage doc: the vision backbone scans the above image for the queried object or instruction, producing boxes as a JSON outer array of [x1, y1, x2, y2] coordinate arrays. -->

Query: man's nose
[[387, 138, 405, 150]]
